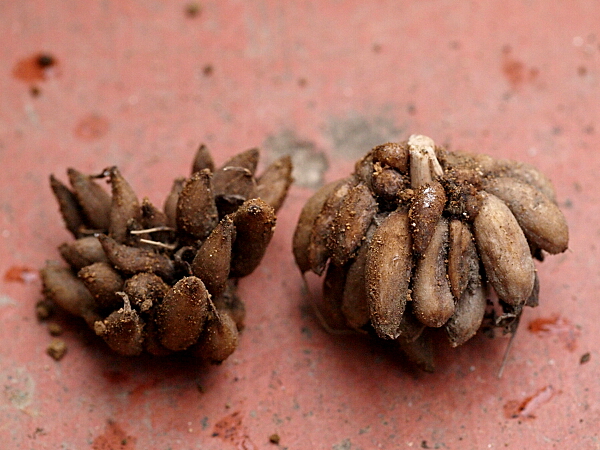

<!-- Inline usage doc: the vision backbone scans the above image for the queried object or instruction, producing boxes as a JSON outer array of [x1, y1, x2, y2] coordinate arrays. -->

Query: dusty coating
[[176, 169, 219, 240], [474, 191, 535, 305], [42, 144, 292, 361], [192, 217, 234, 297], [308, 177, 356, 275], [107, 166, 141, 244], [372, 141, 410, 173], [78, 262, 124, 310], [445, 281, 487, 347], [163, 177, 185, 228], [193, 309, 239, 363], [483, 177, 568, 254], [447, 219, 479, 301], [342, 222, 377, 331], [99, 234, 175, 281], [229, 198, 277, 278], [412, 217, 455, 327], [49, 174, 86, 238], [59, 236, 109, 270], [212, 149, 260, 216], [40, 262, 96, 317], [293, 178, 346, 273], [328, 183, 378, 267], [256, 155, 294, 213], [67, 168, 111, 230], [366, 210, 412, 339], [292, 134, 569, 370], [408, 180, 447, 255], [156, 276, 209, 351], [94, 295, 144, 356], [123, 272, 169, 312], [191, 144, 215, 174]]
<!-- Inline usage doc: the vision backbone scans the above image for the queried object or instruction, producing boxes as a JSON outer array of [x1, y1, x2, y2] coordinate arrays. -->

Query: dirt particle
[[47, 323, 63, 336], [580, 352, 591, 364], [46, 339, 67, 361], [13, 53, 59, 83], [35, 300, 53, 320], [264, 130, 328, 189], [185, 2, 201, 17], [269, 433, 281, 444], [203, 65, 214, 76], [212, 411, 256, 449], [92, 420, 137, 450], [4, 265, 38, 284], [74, 114, 110, 141]]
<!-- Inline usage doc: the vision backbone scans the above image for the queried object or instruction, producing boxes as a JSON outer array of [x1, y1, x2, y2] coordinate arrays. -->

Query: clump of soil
[[41, 144, 292, 362]]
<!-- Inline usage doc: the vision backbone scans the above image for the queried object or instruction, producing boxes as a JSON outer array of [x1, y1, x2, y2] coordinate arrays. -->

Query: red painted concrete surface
[[1, 1, 599, 448]]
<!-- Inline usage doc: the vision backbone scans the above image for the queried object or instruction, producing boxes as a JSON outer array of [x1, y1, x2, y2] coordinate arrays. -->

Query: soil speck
[[92, 420, 137, 450], [35, 300, 53, 320], [212, 411, 257, 449], [46, 339, 67, 361], [47, 323, 63, 336], [185, 2, 201, 18], [580, 352, 591, 364]]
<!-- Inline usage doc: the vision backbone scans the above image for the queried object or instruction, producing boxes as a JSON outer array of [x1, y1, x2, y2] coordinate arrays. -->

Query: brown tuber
[[293, 134, 569, 371], [41, 144, 291, 362]]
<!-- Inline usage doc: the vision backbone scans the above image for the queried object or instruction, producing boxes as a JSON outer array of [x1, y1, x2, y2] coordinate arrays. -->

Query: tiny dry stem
[[130, 226, 175, 234], [222, 166, 252, 176], [139, 238, 177, 250], [497, 328, 518, 379]]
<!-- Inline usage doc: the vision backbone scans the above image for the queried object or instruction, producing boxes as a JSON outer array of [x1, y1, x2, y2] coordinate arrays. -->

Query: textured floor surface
[[1, 1, 599, 449]]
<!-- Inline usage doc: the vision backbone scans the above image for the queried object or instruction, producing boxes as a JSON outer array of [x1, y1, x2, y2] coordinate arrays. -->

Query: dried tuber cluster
[[293, 135, 568, 371], [41, 145, 292, 362]]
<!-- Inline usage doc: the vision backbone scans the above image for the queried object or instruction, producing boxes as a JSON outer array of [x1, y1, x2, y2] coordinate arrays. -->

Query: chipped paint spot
[[327, 112, 403, 159], [0, 295, 16, 307], [2, 366, 35, 411], [264, 130, 328, 189]]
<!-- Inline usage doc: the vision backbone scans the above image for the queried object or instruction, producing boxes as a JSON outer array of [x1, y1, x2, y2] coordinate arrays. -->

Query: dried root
[[293, 134, 569, 371], [42, 144, 293, 361]]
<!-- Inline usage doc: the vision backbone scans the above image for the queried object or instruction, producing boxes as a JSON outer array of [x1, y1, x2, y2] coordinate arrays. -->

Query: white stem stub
[[408, 134, 444, 188]]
